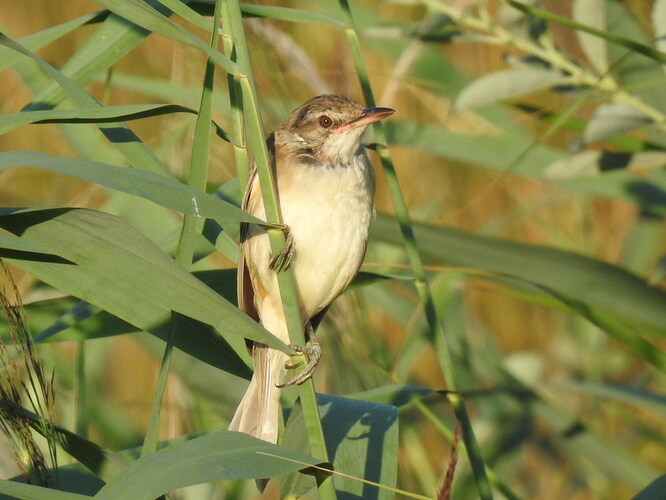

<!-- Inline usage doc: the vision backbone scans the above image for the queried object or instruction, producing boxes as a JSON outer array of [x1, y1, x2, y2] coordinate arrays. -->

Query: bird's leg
[[277, 321, 321, 387], [269, 223, 294, 272]]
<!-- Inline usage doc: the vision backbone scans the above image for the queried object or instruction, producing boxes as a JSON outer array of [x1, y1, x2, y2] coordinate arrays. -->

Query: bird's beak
[[333, 106, 395, 134]]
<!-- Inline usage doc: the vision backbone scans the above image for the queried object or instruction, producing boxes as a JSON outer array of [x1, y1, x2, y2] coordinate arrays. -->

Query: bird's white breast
[[245, 151, 374, 321]]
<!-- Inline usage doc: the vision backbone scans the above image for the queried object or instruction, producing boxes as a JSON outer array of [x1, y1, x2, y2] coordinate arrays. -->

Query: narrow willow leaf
[[545, 151, 666, 180], [455, 67, 568, 111], [371, 214, 666, 335], [93, 432, 327, 500], [0, 152, 260, 226], [0, 104, 237, 144], [583, 103, 653, 144], [653, 0, 666, 59], [507, 0, 666, 64], [573, 0, 607, 73], [0, 11, 109, 72]]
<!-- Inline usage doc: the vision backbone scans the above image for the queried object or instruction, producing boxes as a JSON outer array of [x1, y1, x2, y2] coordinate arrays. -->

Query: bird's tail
[[229, 344, 288, 444]]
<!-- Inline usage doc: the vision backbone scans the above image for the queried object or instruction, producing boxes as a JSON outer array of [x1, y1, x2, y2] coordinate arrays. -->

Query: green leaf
[[506, 0, 666, 64], [371, 213, 666, 336], [583, 103, 653, 145], [0, 208, 289, 368], [0, 152, 261, 226], [0, 482, 91, 500], [455, 67, 569, 111], [573, 0, 607, 73], [544, 150, 666, 180], [0, 233, 55, 257], [21, 9, 146, 110], [344, 385, 436, 408], [282, 394, 399, 499], [93, 0, 237, 74], [1, 30, 168, 175], [349, 270, 414, 289], [0, 104, 236, 144], [92, 432, 327, 500], [384, 121, 564, 176], [17, 405, 129, 483], [0, 10, 109, 72], [654, 0, 666, 55], [239, 3, 344, 26], [188, 1, 344, 25], [547, 381, 666, 416], [632, 474, 666, 500]]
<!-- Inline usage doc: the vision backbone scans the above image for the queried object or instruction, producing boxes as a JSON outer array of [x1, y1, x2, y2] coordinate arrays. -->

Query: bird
[[229, 94, 395, 444]]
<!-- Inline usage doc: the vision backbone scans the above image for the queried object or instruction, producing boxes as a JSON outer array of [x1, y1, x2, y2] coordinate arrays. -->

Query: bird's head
[[278, 94, 394, 165]]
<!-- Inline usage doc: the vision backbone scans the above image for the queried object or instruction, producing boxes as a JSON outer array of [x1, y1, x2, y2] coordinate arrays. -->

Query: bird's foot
[[269, 224, 294, 272], [277, 326, 321, 387]]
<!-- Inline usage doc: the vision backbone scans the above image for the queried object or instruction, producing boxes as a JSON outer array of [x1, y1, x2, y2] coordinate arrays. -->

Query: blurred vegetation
[[0, 0, 665, 499]]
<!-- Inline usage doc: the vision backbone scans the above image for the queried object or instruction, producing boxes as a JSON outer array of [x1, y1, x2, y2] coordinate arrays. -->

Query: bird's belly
[[281, 166, 373, 317], [286, 201, 370, 316]]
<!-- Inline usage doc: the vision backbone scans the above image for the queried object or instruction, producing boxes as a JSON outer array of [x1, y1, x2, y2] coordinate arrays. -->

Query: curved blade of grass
[[187, 1, 344, 25], [385, 122, 666, 213], [0, 151, 261, 226], [0, 10, 109, 72], [17, 406, 129, 483], [547, 381, 666, 415], [384, 121, 563, 176], [239, 3, 344, 26], [93, 0, 237, 75], [154, 0, 214, 31], [2, 31, 168, 175], [371, 214, 666, 335], [0, 208, 289, 355], [22, 5, 151, 111], [0, 482, 91, 500], [0, 104, 236, 144], [93, 432, 327, 500]]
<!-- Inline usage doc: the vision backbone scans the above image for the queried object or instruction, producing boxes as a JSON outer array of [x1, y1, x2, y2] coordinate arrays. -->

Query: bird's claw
[[277, 330, 321, 387], [269, 224, 294, 272]]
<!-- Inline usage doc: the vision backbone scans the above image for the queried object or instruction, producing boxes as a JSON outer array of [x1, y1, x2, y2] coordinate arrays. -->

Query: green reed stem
[[141, 0, 223, 457], [337, 1, 493, 498], [224, 1, 335, 496]]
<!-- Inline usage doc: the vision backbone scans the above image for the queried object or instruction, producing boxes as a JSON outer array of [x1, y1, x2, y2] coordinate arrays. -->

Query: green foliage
[[0, 1, 664, 499]]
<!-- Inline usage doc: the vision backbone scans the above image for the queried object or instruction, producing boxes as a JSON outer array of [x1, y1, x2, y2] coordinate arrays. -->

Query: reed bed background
[[0, 1, 665, 499]]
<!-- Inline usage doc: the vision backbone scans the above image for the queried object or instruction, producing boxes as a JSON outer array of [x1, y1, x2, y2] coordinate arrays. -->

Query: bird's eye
[[319, 115, 333, 128]]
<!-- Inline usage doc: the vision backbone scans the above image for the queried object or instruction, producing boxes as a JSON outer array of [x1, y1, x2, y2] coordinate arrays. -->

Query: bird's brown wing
[[238, 163, 258, 327], [237, 133, 277, 330]]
